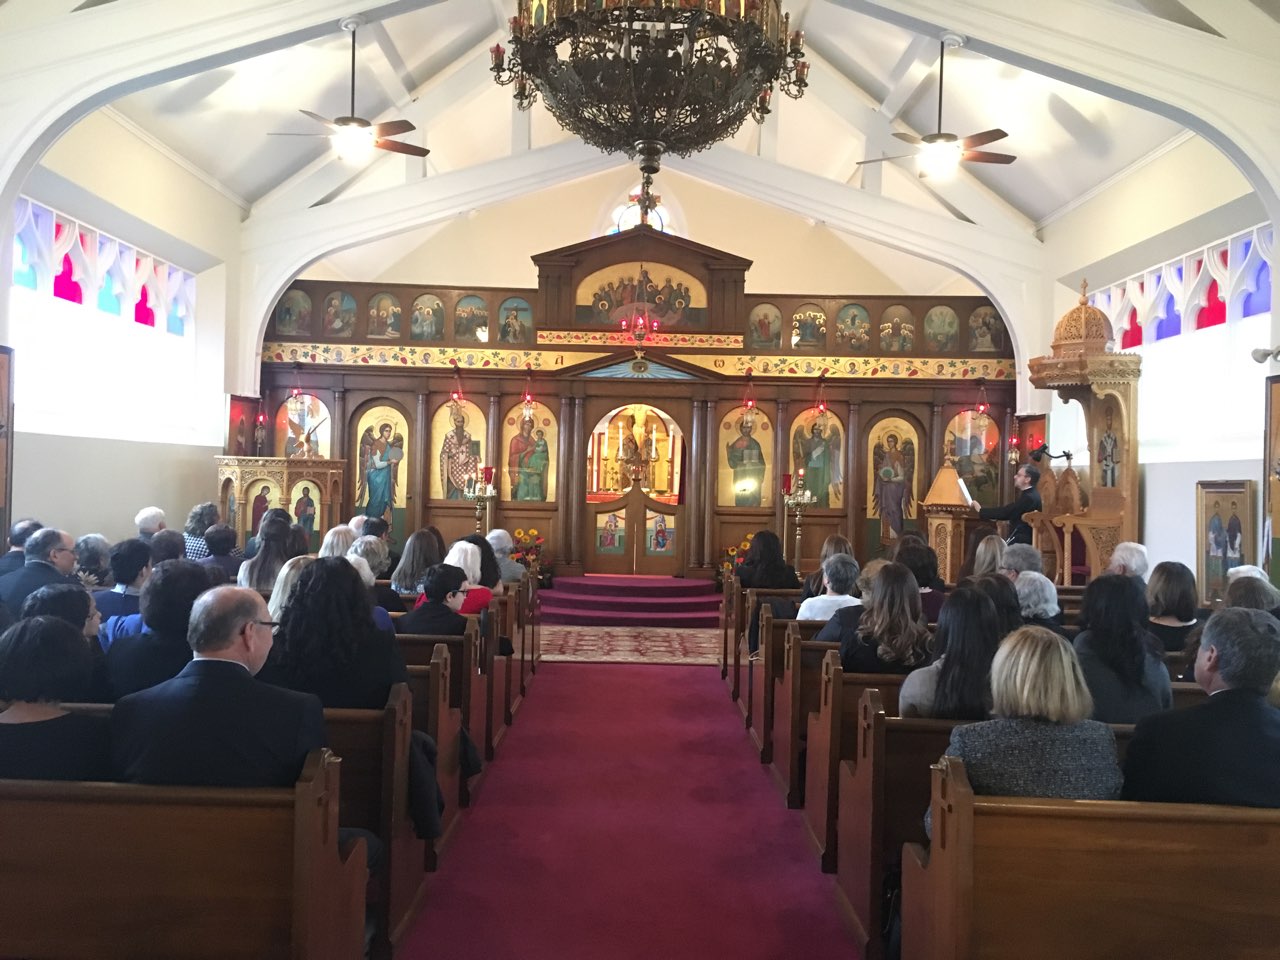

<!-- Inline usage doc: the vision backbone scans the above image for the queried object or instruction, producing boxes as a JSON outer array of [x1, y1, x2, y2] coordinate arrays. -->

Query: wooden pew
[[512, 571, 533, 698], [496, 587, 521, 723], [528, 560, 543, 675], [768, 622, 841, 807], [737, 586, 803, 724], [404, 644, 462, 866], [835, 695, 1137, 960], [722, 573, 741, 689], [0, 750, 366, 960], [324, 684, 426, 956], [471, 600, 511, 762], [1172, 680, 1208, 710], [748, 609, 825, 762], [901, 755, 1280, 960]]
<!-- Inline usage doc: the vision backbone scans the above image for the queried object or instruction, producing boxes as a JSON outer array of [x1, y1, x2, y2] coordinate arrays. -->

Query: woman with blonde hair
[[925, 626, 1122, 837], [318, 524, 357, 558], [972, 535, 1006, 578], [822, 561, 931, 674], [267, 555, 316, 623]]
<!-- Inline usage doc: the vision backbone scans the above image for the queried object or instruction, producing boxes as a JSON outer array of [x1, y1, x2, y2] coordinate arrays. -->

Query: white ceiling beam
[[253, 38, 497, 215], [360, 21, 418, 100], [877, 33, 939, 121], [1173, 0, 1280, 53]]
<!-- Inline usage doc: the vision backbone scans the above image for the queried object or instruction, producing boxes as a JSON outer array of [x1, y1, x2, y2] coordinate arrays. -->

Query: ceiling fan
[[858, 34, 1015, 179], [270, 17, 429, 163]]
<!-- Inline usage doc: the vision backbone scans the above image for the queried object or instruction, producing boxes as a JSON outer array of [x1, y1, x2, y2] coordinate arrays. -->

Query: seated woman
[[965, 573, 1024, 638], [318, 524, 357, 559], [435, 541, 492, 616], [266, 555, 315, 623], [796, 553, 861, 622], [463, 533, 506, 596], [1014, 571, 1070, 638], [348, 535, 404, 612], [799, 534, 854, 602], [1073, 574, 1172, 723], [22, 583, 108, 701], [899, 585, 1000, 719], [736, 530, 801, 656], [258, 557, 408, 710], [926, 626, 1122, 837], [1146, 561, 1200, 652], [0, 617, 111, 780], [397, 564, 470, 636], [824, 561, 931, 675], [894, 538, 946, 623], [344, 554, 395, 632], [390, 528, 444, 597], [237, 516, 291, 593], [815, 558, 887, 647]]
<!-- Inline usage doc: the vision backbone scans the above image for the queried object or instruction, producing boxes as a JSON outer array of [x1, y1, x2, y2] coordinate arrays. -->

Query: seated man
[[100, 559, 209, 699], [112, 585, 324, 787], [796, 553, 861, 622], [1106, 541, 1149, 582], [998, 543, 1043, 580], [486, 529, 527, 583], [134, 506, 166, 542], [94, 538, 152, 620], [198, 523, 243, 581], [1122, 608, 1280, 807], [149, 529, 186, 564], [0, 518, 42, 577], [0, 527, 78, 614], [396, 563, 468, 636]]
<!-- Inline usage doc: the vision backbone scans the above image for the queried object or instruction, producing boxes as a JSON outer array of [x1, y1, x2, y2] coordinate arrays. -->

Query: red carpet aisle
[[401, 664, 855, 960]]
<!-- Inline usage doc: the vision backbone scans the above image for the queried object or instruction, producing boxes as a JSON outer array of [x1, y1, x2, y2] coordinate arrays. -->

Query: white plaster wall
[[12, 433, 223, 542], [1141, 460, 1262, 575]]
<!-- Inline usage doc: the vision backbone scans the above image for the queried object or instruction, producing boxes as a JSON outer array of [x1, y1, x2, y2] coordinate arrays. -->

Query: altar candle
[[781, 473, 792, 495]]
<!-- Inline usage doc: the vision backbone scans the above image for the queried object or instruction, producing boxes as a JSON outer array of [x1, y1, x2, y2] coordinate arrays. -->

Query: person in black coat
[[258, 557, 408, 710], [396, 563, 469, 637], [1123, 608, 1280, 807], [112, 586, 326, 788], [93, 538, 152, 620], [0, 617, 111, 781], [736, 530, 801, 655], [0, 527, 78, 615], [100, 560, 211, 700], [0, 518, 42, 578], [970, 463, 1042, 545]]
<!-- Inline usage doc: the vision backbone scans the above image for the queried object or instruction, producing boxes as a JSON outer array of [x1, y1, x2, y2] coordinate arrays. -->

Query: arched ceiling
[[102, 0, 1186, 229]]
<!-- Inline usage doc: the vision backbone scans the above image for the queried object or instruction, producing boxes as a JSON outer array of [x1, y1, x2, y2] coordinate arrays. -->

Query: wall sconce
[[1251, 346, 1280, 363]]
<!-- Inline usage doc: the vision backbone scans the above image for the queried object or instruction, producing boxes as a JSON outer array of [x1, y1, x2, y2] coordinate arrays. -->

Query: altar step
[[538, 575, 721, 628]]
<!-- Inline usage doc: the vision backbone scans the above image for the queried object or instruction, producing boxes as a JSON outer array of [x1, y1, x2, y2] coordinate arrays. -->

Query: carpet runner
[[401, 664, 856, 960], [540, 625, 720, 665], [539, 574, 721, 628]]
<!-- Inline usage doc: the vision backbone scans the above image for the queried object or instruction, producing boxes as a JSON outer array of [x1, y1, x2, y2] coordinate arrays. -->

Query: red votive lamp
[[483, 466, 495, 486], [781, 473, 792, 495]]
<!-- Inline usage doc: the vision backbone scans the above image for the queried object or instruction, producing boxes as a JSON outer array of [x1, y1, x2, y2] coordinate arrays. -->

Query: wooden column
[[930, 402, 943, 480], [487, 392, 501, 533], [688, 398, 704, 569], [413, 391, 429, 532], [1001, 406, 1014, 497], [702, 399, 715, 568], [774, 397, 788, 536], [570, 396, 585, 566], [846, 399, 859, 543], [332, 389, 346, 459], [556, 393, 572, 564]]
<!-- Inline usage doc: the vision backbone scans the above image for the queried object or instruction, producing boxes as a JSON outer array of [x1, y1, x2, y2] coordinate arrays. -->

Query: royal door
[[586, 483, 683, 575]]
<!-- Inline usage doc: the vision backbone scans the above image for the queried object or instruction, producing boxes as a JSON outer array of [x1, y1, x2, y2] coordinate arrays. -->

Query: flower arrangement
[[716, 532, 755, 589], [511, 528, 545, 569]]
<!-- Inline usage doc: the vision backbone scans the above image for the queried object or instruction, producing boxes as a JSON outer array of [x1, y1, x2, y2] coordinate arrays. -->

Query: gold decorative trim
[[262, 342, 612, 371], [536, 330, 743, 348], [669, 354, 1018, 380]]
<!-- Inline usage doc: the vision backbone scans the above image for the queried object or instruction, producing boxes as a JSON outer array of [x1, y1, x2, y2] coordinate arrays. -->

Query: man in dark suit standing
[[970, 463, 1041, 545], [0, 527, 78, 614], [397, 563, 469, 636], [1123, 608, 1280, 807], [0, 518, 42, 577], [112, 585, 325, 788]]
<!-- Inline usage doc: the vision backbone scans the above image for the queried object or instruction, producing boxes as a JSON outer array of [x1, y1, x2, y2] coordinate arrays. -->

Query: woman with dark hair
[[244, 507, 291, 560], [800, 533, 854, 601], [827, 562, 931, 674], [390, 529, 444, 595], [0, 617, 111, 780], [966, 573, 1023, 639], [258, 557, 408, 709], [894, 539, 945, 622], [22, 583, 101, 641], [462, 534, 504, 593], [237, 517, 292, 593], [1145, 561, 1200, 652], [182, 501, 221, 560], [1073, 573, 1171, 723], [737, 529, 800, 657], [286, 523, 312, 560], [900, 585, 1000, 719]]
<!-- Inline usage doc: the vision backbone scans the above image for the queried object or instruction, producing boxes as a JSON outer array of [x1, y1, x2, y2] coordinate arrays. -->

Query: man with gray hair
[[1122, 608, 1280, 806], [0, 527, 78, 613], [998, 543, 1043, 580], [134, 506, 166, 542], [486, 528, 526, 583], [797, 553, 861, 621], [1106, 541, 1149, 582], [1014, 570, 1069, 637]]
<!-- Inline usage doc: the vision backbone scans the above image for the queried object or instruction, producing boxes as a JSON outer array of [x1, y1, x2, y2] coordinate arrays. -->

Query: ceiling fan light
[[917, 139, 962, 179], [333, 123, 375, 164]]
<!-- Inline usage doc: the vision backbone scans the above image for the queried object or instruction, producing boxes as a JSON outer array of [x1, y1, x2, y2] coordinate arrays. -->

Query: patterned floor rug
[[539, 625, 720, 665]]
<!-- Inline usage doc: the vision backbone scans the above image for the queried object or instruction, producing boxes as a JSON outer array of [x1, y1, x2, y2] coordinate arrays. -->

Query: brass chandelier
[[492, 0, 808, 215]]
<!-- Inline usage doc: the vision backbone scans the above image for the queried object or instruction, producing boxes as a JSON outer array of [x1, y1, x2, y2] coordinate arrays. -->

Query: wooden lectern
[[924, 460, 983, 585]]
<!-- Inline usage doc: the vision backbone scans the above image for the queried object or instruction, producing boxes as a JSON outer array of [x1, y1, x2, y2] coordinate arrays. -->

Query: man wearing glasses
[[111, 585, 325, 788], [0, 526, 78, 614]]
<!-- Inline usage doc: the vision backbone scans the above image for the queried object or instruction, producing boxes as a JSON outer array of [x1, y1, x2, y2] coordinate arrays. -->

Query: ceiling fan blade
[[962, 150, 1017, 164], [369, 119, 416, 138], [299, 109, 339, 130], [892, 131, 922, 145], [961, 128, 1008, 149], [856, 154, 916, 166], [374, 138, 430, 158]]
